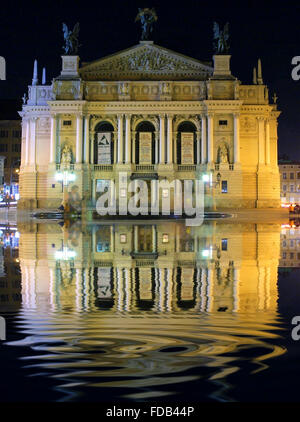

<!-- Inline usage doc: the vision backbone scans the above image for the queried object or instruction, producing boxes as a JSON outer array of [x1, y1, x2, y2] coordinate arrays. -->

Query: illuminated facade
[[280, 225, 300, 267], [19, 41, 280, 211], [279, 162, 300, 205], [18, 221, 280, 314]]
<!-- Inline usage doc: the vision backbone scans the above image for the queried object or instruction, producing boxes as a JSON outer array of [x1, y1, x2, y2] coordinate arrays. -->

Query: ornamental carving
[[90, 115, 117, 131], [95, 50, 194, 72], [80, 45, 212, 81], [38, 117, 50, 129], [240, 116, 257, 132]]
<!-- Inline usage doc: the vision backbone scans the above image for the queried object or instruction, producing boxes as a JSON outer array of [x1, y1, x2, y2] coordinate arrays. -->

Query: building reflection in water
[[1, 220, 290, 401], [17, 221, 281, 315]]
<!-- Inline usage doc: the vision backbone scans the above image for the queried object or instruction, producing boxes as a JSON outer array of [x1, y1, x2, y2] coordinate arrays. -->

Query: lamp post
[[202, 171, 221, 211], [55, 170, 76, 211]]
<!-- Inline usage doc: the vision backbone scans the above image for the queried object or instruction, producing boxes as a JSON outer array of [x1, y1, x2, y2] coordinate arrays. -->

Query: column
[[132, 131, 136, 164], [110, 225, 115, 252], [113, 131, 118, 164], [265, 119, 270, 165], [90, 132, 95, 164], [233, 112, 240, 164], [155, 133, 159, 164], [196, 131, 201, 164], [201, 114, 207, 164], [117, 114, 124, 164], [134, 225, 139, 252], [167, 114, 173, 163], [76, 114, 83, 163], [29, 117, 37, 165], [25, 118, 30, 165], [152, 225, 157, 252], [207, 113, 214, 164], [50, 114, 57, 164], [125, 115, 131, 163], [159, 114, 165, 164], [84, 114, 90, 164], [174, 131, 177, 164], [257, 117, 265, 165]]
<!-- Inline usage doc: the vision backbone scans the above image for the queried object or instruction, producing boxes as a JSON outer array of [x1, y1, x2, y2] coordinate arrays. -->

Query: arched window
[[177, 121, 197, 165], [135, 121, 156, 165], [94, 122, 114, 164]]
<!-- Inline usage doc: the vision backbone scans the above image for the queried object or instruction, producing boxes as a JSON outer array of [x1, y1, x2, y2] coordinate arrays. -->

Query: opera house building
[[18, 39, 280, 212]]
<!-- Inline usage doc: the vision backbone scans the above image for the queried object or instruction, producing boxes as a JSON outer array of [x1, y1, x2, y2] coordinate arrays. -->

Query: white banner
[[181, 132, 194, 164], [139, 132, 152, 164], [97, 132, 111, 164], [97, 268, 112, 298]]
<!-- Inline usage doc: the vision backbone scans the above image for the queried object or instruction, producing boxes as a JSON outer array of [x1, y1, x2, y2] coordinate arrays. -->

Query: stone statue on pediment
[[135, 8, 158, 41], [62, 22, 80, 55]]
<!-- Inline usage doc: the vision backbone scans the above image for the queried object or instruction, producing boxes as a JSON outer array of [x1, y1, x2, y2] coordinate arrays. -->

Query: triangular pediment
[[80, 42, 213, 81]]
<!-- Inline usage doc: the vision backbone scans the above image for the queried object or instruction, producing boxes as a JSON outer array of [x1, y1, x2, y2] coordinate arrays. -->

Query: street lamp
[[55, 170, 76, 209], [202, 171, 222, 211]]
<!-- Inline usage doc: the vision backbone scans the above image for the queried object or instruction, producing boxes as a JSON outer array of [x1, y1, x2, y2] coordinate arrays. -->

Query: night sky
[[1, 0, 300, 159]]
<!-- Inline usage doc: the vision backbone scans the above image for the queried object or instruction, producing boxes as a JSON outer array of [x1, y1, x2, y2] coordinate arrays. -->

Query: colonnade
[[21, 113, 273, 168]]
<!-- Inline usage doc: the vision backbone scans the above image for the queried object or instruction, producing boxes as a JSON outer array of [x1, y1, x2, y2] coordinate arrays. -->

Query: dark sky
[[1, 0, 300, 158]]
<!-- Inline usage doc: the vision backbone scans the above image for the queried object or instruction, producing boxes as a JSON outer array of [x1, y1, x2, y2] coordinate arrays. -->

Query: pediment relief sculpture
[[80, 44, 213, 80]]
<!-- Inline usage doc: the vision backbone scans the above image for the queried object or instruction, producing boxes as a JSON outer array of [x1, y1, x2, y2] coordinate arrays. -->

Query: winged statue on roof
[[213, 22, 230, 54]]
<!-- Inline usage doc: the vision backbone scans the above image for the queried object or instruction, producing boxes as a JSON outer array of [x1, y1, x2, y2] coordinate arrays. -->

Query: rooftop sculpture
[[213, 22, 230, 54], [135, 8, 158, 41], [62, 23, 80, 55]]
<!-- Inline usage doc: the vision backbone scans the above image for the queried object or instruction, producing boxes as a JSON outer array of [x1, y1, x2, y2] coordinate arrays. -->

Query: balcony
[[135, 164, 156, 172], [177, 165, 196, 171], [131, 252, 158, 259], [93, 164, 113, 172]]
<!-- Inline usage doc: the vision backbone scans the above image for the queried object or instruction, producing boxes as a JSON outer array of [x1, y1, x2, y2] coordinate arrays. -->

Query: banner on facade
[[139, 132, 152, 164], [97, 132, 111, 164], [181, 132, 194, 164]]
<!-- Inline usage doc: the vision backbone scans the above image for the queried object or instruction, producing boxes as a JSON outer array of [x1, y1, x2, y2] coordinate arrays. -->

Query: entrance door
[[138, 226, 153, 252]]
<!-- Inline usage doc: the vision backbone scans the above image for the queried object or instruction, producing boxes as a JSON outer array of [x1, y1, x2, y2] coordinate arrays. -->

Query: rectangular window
[[0, 144, 8, 152], [297, 172, 300, 179], [283, 173, 287, 179], [219, 120, 228, 126], [290, 253, 294, 259], [63, 120, 72, 126], [0, 130, 8, 138], [12, 144, 21, 152], [283, 185, 287, 191], [290, 240, 295, 247], [282, 252, 286, 259], [12, 130, 21, 138], [290, 184, 294, 192], [290, 173, 295, 179], [221, 180, 228, 193], [221, 239, 228, 251], [297, 253, 300, 260]]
